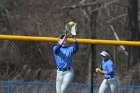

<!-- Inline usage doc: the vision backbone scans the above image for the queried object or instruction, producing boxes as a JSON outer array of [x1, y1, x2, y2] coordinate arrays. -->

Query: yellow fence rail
[[0, 34, 140, 46]]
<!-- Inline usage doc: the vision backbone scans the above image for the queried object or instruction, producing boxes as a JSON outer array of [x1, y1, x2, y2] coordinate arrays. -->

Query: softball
[[69, 21, 75, 27], [96, 68, 100, 72]]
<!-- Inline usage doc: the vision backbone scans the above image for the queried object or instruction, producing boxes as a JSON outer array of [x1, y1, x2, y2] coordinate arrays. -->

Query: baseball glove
[[65, 21, 77, 36]]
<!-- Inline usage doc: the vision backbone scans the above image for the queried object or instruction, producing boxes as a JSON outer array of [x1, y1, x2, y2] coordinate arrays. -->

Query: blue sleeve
[[100, 62, 103, 70], [106, 62, 114, 75], [72, 41, 79, 54], [53, 44, 62, 54]]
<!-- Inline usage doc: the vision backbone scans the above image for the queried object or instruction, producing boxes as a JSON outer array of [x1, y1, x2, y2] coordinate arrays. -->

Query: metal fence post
[[8, 80, 11, 93]]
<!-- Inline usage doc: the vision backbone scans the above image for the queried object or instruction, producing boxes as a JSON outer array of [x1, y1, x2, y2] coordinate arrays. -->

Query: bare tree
[[127, 0, 140, 86]]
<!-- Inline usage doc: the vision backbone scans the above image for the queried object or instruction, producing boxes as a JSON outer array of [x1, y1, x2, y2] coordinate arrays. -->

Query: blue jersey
[[101, 58, 116, 79], [53, 42, 79, 69]]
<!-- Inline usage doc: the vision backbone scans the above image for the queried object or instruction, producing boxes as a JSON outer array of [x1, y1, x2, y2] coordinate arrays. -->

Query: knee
[[60, 88, 66, 93], [60, 91, 64, 93], [56, 90, 61, 93], [61, 87, 67, 93], [56, 90, 65, 93]]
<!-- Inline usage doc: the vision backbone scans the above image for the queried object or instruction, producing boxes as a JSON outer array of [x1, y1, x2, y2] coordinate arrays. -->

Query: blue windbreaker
[[53, 42, 79, 69], [101, 58, 116, 79]]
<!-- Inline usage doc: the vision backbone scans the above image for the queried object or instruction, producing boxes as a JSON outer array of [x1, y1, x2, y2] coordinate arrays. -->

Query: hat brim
[[100, 53, 106, 56]]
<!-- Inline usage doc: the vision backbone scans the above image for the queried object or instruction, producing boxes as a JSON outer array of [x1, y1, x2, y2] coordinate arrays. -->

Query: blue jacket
[[53, 42, 79, 69], [101, 58, 116, 79]]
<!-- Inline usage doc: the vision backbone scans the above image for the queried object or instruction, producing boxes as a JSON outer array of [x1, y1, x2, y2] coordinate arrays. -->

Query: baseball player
[[96, 51, 120, 93], [53, 29, 79, 93]]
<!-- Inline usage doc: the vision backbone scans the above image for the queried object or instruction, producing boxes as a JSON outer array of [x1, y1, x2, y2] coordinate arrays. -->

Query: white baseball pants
[[56, 68, 74, 93], [99, 76, 120, 93]]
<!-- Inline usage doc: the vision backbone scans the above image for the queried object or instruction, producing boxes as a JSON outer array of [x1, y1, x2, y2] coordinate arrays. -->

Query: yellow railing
[[0, 34, 140, 46]]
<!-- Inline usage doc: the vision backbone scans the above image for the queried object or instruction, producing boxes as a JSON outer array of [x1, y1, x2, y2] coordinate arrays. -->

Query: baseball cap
[[100, 51, 110, 56]]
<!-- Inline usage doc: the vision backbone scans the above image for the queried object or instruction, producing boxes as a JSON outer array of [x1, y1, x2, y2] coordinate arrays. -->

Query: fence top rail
[[0, 34, 140, 46]]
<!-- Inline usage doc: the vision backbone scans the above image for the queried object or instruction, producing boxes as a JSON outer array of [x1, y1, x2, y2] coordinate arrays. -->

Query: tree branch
[[62, 0, 118, 10], [103, 2, 128, 56], [109, 25, 128, 56], [79, 0, 90, 20], [107, 14, 127, 23], [91, 0, 118, 13]]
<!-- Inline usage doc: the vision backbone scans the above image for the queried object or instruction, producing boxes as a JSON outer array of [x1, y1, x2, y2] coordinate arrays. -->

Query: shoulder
[[107, 59, 113, 64], [69, 46, 74, 49], [53, 45, 57, 48], [53, 45, 57, 50], [65, 46, 71, 48]]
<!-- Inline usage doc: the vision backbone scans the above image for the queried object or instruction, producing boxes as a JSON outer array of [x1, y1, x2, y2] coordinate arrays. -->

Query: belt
[[58, 67, 71, 71], [105, 76, 114, 79]]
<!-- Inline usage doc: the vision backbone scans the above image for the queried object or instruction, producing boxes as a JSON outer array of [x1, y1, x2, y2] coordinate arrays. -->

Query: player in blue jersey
[[96, 51, 120, 93], [53, 31, 79, 93]]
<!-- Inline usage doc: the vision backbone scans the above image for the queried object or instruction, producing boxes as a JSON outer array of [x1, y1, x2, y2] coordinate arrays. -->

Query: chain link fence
[[0, 40, 139, 93], [0, 81, 140, 93], [0, 0, 139, 92]]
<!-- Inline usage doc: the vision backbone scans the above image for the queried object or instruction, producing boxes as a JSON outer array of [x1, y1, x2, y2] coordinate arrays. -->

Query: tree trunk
[[128, 0, 140, 86], [128, 0, 140, 68]]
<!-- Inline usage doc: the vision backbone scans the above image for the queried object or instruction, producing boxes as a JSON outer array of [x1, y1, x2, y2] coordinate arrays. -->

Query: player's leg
[[56, 70, 64, 93], [99, 79, 109, 93], [109, 77, 120, 93], [61, 68, 74, 93]]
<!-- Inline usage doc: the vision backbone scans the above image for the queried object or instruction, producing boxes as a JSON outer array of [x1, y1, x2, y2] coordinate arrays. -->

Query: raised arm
[[53, 35, 67, 54], [72, 37, 79, 54], [53, 44, 62, 54]]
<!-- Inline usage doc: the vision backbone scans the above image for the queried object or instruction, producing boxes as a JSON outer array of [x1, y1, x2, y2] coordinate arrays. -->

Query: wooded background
[[0, 0, 139, 90]]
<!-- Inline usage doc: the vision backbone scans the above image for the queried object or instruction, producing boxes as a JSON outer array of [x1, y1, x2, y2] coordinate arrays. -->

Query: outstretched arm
[[53, 35, 67, 54], [72, 37, 79, 54], [53, 44, 62, 54]]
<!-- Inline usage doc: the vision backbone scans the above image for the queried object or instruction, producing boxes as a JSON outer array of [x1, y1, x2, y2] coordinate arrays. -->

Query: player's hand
[[96, 68, 107, 74], [96, 68, 100, 73], [72, 34, 77, 38], [64, 28, 72, 37], [96, 68, 103, 73], [58, 34, 67, 45]]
